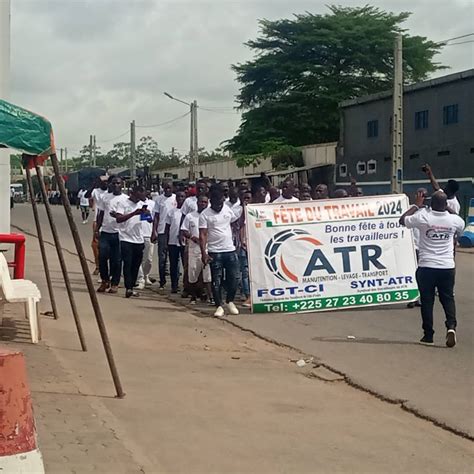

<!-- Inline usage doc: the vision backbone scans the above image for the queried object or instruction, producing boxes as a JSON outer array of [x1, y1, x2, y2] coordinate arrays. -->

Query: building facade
[[337, 69, 474, 213]]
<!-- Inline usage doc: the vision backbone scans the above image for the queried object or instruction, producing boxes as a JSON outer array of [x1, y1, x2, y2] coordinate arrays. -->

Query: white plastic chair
[[0, 253, 41, 343]]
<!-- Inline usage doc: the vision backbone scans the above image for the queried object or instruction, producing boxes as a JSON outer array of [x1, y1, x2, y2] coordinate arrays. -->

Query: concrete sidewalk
[[1, 226, 473, 472]]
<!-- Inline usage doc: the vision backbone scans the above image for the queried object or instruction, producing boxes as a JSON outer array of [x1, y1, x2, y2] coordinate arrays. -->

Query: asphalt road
[[11, 202, 474, 438]]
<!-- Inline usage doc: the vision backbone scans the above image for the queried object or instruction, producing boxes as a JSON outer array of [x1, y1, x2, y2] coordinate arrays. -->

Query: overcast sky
[[9, 0, 474, 157]]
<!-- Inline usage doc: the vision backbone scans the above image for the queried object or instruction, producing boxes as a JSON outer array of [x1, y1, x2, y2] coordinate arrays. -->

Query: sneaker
[[189, 297, 197, 305], [159, 285, 166, 291], [181, 290, 189, 298], [214, 306, 225, 317], [208, 298, 215, 306], [97, 282, 110, 293], [145, 277, 156, 286], [419, 335, 434, 345], [135, 281, 145, 290], [125, 289, 140, 298], [407, 302, 416, 309], [171, 288, 178, 294], [242, 298, 251, 308], [226, 302, 239, 315], [107, 285, 118, 294], [446, 329, 456, 348]]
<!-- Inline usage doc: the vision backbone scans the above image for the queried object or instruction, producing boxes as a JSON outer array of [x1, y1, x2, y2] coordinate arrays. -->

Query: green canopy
[[0, 99, 54, 156]]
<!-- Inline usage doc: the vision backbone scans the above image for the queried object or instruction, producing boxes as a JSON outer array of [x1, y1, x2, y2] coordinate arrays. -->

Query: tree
[[136, 136, 162, 168], [226, 5, 444, 156], [101, 141, 130, 171]]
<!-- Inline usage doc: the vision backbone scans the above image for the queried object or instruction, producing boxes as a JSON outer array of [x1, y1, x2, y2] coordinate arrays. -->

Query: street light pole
[[164, 92, 197, 182]]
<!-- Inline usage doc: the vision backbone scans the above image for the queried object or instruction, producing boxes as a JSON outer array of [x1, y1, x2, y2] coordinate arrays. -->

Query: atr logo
[[264, 229, 322, 283]]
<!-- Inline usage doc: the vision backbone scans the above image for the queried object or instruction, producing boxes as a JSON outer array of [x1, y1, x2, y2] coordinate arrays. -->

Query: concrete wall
[[152, 142, 336, 181]]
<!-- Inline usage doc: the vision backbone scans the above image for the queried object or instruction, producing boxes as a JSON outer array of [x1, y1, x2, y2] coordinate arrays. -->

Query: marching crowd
[[79, 164, 465, 347]]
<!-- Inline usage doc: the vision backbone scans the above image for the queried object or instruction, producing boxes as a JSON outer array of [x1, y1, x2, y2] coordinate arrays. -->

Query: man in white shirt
[[181, 194, 212, 304], [77, 188, 90, 224], [181, 180, 208, 216], [400, 190, 465, 347], [135, 193, 156, 290], [151, 180, 176, 289], [199, 186, 241, 317], [87, 178, 108, 275], [113, 185, 149, 298], [423, 164, 461, 214], [165, 191, 186, 293], [96, 176, 127, 293], [273, 179, 299, 203]]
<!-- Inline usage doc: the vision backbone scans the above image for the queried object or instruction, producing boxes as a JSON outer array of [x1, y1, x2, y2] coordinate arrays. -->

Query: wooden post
[[49, 153, 125, 398]]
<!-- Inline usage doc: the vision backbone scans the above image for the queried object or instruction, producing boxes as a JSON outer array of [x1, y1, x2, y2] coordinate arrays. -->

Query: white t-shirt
[[273, 195, 299, 203], [181, 196, 197, 216], [181, 211, 201, 255], [91, 188, 107, 221], [78, 190, 89, 207], [446, 196, 461, 215], [165, 207, 184, 246], [405, 208, 465, 269], [98, 193, 128, 234], [112, 198, 146, 244], [199, 206, 239, 253], [141, 198, 155, 238], [153, 194, 177, 234]]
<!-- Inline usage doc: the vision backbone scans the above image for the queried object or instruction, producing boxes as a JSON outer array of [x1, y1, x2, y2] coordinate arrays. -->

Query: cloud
[[8, 0, 473, 156]]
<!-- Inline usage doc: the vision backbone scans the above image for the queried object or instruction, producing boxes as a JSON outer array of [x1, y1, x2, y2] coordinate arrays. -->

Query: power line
[[136, 111, 190, 128], [97, 130, 129, 143], [437, 33, 474, 44], [444, 40, 474, 46], [200, 107, 240, 115]]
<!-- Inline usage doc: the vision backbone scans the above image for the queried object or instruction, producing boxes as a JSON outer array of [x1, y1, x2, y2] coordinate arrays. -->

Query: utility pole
[[391, 34, 403, 194], [163, 92, 198, 182], [189, 102, 195, 181], [192, 100, 198, 182], [89, 134, 93, 166], [130, 120, 136, 180], [93, 134, 97, 167], [64, 147, 68, 173]]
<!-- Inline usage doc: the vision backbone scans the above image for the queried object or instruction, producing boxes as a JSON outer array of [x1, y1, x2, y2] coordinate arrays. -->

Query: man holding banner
[[400, 190, 465, 347]]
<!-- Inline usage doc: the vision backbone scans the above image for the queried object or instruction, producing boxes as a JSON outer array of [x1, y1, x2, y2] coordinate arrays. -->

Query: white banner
[[246, 195, 419, 313]]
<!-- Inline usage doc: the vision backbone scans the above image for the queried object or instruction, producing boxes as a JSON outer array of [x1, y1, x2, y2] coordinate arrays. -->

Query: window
[[339, 164, 348, 177], [367, 120, 379, 138], [415, 110, 429, 129], [367, 160, 377, 174], [409, 153, 420, 160], [437, 150, 450, 157], [384, 156, 391, 162], [443, 104, 458, 125], [356, 161, 366, 175]]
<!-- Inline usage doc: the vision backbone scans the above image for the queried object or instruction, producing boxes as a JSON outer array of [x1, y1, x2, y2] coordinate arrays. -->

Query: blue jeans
[[99, 232, 121, 286], [238, 248, 250, 298], [168, 245, 185, 291], [209, 251, 239, 307], [157, 233, 168, 287]]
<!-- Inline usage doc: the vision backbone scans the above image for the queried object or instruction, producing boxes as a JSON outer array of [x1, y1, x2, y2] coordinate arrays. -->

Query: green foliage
[[270, 145, 304, 170], [227, 5, 444, 156]]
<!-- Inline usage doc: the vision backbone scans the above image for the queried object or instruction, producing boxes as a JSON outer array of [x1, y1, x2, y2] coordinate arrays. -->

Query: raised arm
[[399, 191, 425, 226], [423, 164, 440, 191]]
